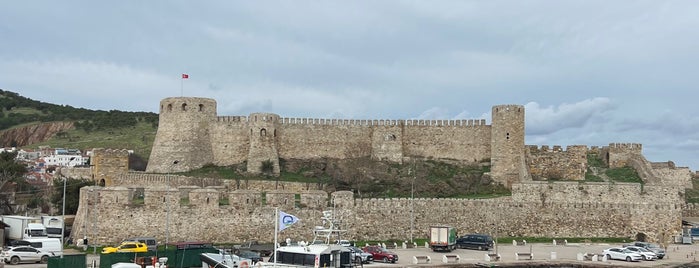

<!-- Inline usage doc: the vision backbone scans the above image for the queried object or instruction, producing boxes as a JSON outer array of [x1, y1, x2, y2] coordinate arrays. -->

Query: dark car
[[362, 246, 398, 263], [238, 250, 262, 264], [456, 234, 494, 250]]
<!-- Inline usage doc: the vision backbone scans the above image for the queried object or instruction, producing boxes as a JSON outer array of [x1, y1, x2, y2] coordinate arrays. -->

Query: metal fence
[[47, 254, 87, 268], [98, 248, 219, 268]]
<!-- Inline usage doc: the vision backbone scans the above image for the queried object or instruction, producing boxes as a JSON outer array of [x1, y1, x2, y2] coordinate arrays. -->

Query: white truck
[[429, 225, 457, 252], [41, 216, 64, 239], [1, 215, 48, 241]]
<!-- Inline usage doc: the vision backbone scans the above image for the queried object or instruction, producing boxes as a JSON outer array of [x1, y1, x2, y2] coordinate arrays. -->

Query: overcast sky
[[2, 1, 698, 171]]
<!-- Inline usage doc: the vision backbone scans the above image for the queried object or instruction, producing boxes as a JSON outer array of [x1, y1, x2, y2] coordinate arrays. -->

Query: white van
[[18, 238, 63, 256]]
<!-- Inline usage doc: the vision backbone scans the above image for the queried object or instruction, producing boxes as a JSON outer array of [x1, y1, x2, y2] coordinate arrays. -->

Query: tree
[[50, 177, 93, 215], [0, 151, 28, 214]]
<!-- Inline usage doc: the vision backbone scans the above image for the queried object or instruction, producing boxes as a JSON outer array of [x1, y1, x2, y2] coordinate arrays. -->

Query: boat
[[200, 250, 252, 268], [256, 211, 354, 268]]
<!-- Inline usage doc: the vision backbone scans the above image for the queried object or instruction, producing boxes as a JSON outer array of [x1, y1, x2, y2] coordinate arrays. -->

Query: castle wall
[[371, 124, 403, 162], [653, 165, 693, 189], [72, 182, 684, 246], [608, 143, 643, 168], [209, 117, 249, 166], [112, 173, 328, 192], [277, 121, 373, 160], [402, 121, 491, 162], [526, 145, 588, 180]]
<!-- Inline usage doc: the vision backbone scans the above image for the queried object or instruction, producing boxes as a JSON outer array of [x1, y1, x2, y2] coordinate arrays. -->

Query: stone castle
[[69, 97, 696, 246], [146, 97, 525, 187]]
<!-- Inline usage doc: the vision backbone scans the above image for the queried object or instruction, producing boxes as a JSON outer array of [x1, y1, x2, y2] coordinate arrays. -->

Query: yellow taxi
[[101, 241, 149, 254]]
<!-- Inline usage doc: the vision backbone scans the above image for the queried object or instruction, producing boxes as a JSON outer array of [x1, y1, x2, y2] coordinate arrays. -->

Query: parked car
[[1, 246, 52, 264], [237, 250, 262, 264], [455, 234, 493, 250], [362, 246, 398, 263], [632, 242, 665, 259], [346, 246, 373, 264], [101, 241, 149, 254], [622, 245, 657, 260], [123, 237, 157, 251], [603, 247, 643, 262]]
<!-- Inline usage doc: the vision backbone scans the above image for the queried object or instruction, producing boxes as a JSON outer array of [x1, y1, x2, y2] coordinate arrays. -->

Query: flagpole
[[180, 78, 183, 96], [273, 207, 278, 267]]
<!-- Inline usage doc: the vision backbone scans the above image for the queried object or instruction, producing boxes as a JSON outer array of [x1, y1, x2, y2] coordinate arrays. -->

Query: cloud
[[524, 98, 614, 135]]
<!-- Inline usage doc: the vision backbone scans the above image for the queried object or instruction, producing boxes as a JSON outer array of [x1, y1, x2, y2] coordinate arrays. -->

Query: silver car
[[623, 245, 657, 260], [602, 247, 643, 262], [1, 246, 52, 264], [346, 246, 373, 264]]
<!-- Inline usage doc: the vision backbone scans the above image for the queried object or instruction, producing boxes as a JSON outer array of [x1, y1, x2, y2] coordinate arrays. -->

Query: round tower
[[147, 97, 217, 173], [490, 104, 525, 188], [246, 113, 281, 175]]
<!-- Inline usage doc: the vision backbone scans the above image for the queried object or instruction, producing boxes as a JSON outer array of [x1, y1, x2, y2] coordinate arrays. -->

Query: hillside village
[[0, 146, 133, 215]]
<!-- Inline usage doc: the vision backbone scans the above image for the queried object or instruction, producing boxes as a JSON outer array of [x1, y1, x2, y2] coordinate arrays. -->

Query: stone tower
[[246, 113, 281, 175], [490, 105, 525, 187], [90, 148, 129, 186], [146, 97, 216, 173]]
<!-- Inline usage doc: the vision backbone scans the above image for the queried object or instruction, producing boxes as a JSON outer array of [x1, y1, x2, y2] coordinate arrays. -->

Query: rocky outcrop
[[0, 121, 74, 146]]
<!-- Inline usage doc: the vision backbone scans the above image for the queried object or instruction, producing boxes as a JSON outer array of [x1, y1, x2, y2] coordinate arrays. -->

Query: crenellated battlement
[[608, 143, 643, 151], [216, 116, 248, 123], [526, 145, 589, 153], [278, 117, 488, 127]]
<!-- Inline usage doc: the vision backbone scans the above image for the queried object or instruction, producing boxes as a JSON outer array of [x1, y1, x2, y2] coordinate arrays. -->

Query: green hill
[[0, 89, 158, 163]]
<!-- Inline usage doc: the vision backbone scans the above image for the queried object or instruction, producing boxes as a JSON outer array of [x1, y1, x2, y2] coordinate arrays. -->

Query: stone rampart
[[146, 97, 522, 186], [608, 143, 643, 168], [72, 182, 684, 246], [111, 172, 328, 192], [526, 145, 588, 180]]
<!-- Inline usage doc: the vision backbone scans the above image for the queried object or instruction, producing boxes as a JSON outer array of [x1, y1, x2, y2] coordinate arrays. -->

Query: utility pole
[[166, 160, 179, 251]]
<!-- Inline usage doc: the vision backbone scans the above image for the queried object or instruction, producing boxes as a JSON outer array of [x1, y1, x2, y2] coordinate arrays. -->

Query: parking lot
[[357, 242, 699, 267], [9, 242, 699, 267]]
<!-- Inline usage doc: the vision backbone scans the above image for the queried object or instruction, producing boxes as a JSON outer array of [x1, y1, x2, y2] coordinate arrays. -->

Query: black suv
[[456, 234, 493, 250]]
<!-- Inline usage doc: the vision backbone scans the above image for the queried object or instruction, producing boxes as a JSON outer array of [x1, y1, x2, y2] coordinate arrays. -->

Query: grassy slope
[[29, 121, 157, 159]]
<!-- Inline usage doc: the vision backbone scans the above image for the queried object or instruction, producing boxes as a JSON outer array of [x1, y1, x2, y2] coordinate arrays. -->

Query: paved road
[[12, 243, 699, 267], [360, 242, 699, 267]]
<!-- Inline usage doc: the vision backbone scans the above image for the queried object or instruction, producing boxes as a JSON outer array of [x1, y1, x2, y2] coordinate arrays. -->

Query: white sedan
[[603, 247, 643, 262], [623, 245, 658, 260]]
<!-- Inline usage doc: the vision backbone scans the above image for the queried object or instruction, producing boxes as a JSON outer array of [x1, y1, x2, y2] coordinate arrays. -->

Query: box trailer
[[429, 225, 457, 252], [1, 215, 45, 241]]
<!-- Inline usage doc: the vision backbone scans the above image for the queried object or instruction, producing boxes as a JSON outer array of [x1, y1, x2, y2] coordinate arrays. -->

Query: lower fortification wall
[[72, 182, 684, 246], [112, 172, 328, 192]]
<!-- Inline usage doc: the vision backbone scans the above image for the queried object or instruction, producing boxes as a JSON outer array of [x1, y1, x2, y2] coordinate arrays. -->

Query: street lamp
[[59, 157, 74, 258], [166, 160, 179, 251], [408, 165, 415, 243]]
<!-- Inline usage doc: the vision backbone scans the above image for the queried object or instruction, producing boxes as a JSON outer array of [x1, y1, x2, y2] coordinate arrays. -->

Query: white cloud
[[2, 1, 699, 170], [524, 98, 615, 135]]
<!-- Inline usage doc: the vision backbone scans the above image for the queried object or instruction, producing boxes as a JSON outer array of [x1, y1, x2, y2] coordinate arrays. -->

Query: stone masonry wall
[[146, 97, 508, 180], [526, 145, 588, 180], [72, 182, 684, 247], [608, 143, 643, 168], [112, 172, 328, 192]]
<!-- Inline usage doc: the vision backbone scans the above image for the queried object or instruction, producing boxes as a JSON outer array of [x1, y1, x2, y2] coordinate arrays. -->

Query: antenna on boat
[[311, 210, 346, 245]]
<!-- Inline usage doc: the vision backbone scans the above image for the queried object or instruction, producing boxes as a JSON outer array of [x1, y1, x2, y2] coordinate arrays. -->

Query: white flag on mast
[[279, 211, 300, 231]]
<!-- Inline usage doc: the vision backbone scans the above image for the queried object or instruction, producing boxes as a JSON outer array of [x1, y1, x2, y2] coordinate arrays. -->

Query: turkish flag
[[182, 74, 189, 79]]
